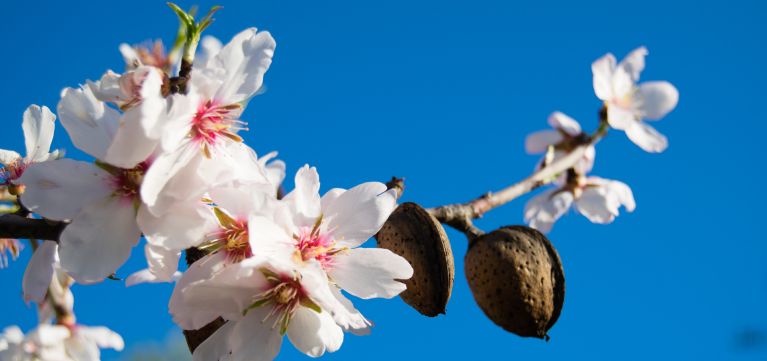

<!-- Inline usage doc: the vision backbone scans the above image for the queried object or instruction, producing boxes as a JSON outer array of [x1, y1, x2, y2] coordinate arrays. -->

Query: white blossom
[[525, 176, 635, 233], [0, 105, 58, 191], [592, 46, 678, 152], [171, 255, 349, 360], [140, 28, 276, 216], [525, 111, 596, 174], [0, 324, 123, 361]]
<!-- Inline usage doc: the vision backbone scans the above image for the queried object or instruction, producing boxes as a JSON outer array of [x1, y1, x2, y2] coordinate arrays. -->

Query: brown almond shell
[[464, 225, 565, 339], [376, 202, 455, 317]]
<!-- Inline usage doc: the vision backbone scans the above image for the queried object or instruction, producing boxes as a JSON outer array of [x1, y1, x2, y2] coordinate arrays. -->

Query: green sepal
[[300, 297, 322, 314], [242, 298, 271, 316], [213, 207, 237, 229]]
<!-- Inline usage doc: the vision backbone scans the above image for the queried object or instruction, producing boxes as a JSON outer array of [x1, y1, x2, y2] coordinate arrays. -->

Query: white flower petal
[[524, 130, 562, 154], [287, 308, 344, 357], [103, 68, 164, 168], [299, 263, 369, 330], [548, 111, 581, 136], [22, 241, 57, 304], [611, 66, 635, 101], [64, 334, 101, 361], [137, 201, 215, 250], [57, 86, 120, 160], [208, 142, 270, 185], [606, 104, 637, 130], [637, 81, 679, 120], [247, 215, 295, 261], [194, 35, 224, 69], [283, 165, 322, 225], [29, 324, 70, 346], [575, 187, 616, 224], [320, 188, 346, 210], [169, 252, 229, 330], [330, 247, 413, 299], [131, 244, 182, 285], [21, 105, 56, 163], [194, 306, 283, 361], [577, 145, 596, 174], [625, 121, 668, 153], [0, 149, 21, 165], [618, 46, 648, 82], [77, 326, 124, 351], [58, 198, 141, 284], [323, 183, 397, 248], [19, 159, 113, 221], [159, 92, 198, 152], [329, 287, 371, 335], [119, 44, 140, 68], [140, 141, 198, 213], [191, 320, 236, 361], [204, 28, 276, 103], [125, 269, 179, 287], [592, 53, 616, 101], [1, 326, 24, 344], [607, 180, 636, 212], [265, 160, 286, 195], [524, 189, 574, 233], [87, 70, 124, 104], [177, 257, 269, 328], [209, 182, 274, 220]]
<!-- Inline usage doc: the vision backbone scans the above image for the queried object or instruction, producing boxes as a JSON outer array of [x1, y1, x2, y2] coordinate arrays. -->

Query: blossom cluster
[[0, 12, 412, 361], [524, 47, 678, 232], [0, 254, 124, 361]]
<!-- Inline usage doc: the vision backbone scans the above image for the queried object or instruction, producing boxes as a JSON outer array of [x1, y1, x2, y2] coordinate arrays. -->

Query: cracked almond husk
[[464, 225, 565, 339], [376, 202, 454, 317]]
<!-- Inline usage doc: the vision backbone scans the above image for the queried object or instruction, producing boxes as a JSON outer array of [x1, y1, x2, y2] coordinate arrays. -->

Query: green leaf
[[167, 2, 194, 27]]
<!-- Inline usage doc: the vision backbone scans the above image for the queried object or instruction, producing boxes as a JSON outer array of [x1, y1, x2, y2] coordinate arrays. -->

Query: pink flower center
[[190, 100, 245, 158], [216, 220, 251, 263], [133, 41, 171, 71], [294, 225, 338, 269], [108, 161, 149, 202], [0, 158, 29, 186], [244, 269, 320, 335], [199, 207, 252, 263]]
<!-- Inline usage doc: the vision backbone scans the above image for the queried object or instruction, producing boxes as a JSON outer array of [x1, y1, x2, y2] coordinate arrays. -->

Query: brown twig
[[428, 108, 609, 239], [168, 59, 193, 95], [0, 214, 66, 241]]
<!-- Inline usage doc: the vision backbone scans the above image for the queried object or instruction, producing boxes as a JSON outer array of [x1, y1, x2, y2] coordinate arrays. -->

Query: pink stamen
[[294, 225, 337, 269], [0, 158, 29, 186], [199, 209, 252, 264], [244, 269, 317, 334], [190, 100, 245, 157], [109, 161, 149, 203]]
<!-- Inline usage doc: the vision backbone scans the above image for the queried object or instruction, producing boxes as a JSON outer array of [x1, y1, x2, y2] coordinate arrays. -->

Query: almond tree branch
[[428, 108, 608, 239], [0, 214, 66, 241]]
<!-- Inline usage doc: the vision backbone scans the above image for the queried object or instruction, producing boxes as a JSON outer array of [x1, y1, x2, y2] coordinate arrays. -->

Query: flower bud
[[8, 183, 25, 196], [376, 202, 454, 317], [464, 226, 564, 339]]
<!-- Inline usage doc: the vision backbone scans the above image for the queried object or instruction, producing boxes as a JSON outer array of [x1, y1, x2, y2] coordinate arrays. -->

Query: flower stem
[[428, 107, 609, 239]]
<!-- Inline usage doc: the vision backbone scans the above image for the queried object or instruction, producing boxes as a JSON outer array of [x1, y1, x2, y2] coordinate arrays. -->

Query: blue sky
[[1, 0, 765, 360]]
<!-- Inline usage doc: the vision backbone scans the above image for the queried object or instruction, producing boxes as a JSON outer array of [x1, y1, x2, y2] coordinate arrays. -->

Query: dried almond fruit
[[376, 202, 454, 317], [465, 225, 564, 339]]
